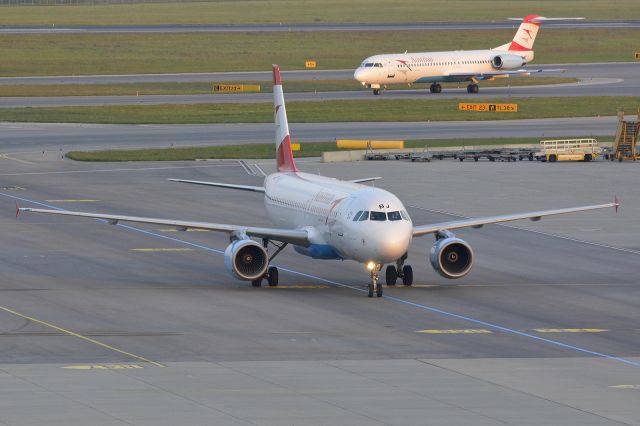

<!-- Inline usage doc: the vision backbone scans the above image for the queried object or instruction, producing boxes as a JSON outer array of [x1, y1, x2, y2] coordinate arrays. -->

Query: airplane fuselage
[[264, 172, 413, 264], [354, 49, 533, 87]]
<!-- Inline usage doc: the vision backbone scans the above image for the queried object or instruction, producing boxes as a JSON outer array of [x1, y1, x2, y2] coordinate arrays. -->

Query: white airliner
[[19, 65, 616, 297], [354, 15, 583, 95]]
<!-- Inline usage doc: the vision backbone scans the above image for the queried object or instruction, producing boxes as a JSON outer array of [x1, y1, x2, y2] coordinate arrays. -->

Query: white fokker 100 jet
[[19, 65, 616, 298], [354, 15, 582, 95]]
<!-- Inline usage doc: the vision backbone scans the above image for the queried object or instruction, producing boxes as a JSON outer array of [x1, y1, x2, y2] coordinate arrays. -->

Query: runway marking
[[158, 228, 210, 232], [0, 153, 34, 165], [609, 385, 640, 390], [533, 328, 608, 333], [3, 191, 640, 369], [131, 248, 194, 252], [45, 199, 100, 203], [417, 329, 492, 334], [0, 305, 165, 367], [0, 186, 25, 190], [253, 164, 267, 177], [266, 285, 330, 289], [62, 364, 144, 370]]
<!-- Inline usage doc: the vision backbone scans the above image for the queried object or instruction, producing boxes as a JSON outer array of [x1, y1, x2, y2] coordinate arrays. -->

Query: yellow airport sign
[[336, 140, 404, 149], [213, 84, 261, 93], [291, 143, 301, 151], [305, 60, 317, 68], [459, 103, 518, 112]]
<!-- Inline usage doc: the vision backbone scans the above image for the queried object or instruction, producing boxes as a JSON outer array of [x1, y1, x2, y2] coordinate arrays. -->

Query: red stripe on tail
[[277, 135, 298, 172], [273, 64, 282, 85]]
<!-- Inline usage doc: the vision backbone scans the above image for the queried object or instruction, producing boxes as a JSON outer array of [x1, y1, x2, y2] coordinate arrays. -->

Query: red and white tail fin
[[273, 64, 298, 173], [495, 15, 584, 52]]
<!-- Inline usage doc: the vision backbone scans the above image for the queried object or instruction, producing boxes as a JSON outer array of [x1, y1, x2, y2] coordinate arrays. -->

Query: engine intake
[[224, 239, 268, 281], [429, 236, 474, 279], [491, 54, 526, 70]]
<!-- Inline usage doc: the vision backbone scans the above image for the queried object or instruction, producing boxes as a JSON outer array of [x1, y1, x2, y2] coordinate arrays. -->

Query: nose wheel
[[368, 263, 383, 297]]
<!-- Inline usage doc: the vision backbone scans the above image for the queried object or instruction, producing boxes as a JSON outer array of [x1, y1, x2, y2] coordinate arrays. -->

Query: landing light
[[366, 261, 376, 271]]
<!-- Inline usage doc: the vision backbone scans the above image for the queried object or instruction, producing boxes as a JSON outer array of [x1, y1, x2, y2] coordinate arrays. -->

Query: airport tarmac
[[0, 116, 622, 154], [0, 62, 636, 88], [1, 20, 638, 34], [0, 152, 638, 425]]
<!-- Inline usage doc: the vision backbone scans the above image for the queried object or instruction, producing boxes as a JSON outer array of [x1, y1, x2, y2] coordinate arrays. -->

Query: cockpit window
[[374, 63, 382, 67], [370, 211, 387, 221], [364, 63, 374, 67], [387, 211, 402, 221], [400, 210, 410, 221], [358, 211, 369, 221], [353, 211, 363, 221]]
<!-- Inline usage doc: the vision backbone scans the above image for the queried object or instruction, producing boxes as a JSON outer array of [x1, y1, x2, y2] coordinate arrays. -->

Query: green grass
[[0, 97, 636, 124], [1, 1, 638, 26], [65, 137, 606, 162], [0, 77, 578, 97], [0, 28, 637, 76]]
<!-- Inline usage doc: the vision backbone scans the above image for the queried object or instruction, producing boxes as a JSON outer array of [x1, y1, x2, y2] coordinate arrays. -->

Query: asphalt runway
[[0, 117, 622, 154], [0, 63, 637, 108], [1, 20, 638, 34], [0, 152, 639, 425]]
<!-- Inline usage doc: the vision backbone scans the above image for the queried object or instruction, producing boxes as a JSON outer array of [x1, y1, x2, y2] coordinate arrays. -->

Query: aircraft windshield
[[387, 211, 402, 221], [370, 211, 387, 221], [364, 63, 374, 67]]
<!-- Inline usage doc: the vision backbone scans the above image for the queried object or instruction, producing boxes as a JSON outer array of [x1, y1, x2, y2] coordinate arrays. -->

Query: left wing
[[18, 207, 310, 246], [169, 178, 265, 193], [350, 177, 382, 184], [448, 68, 565, 80], [413, 201, 618, 237]]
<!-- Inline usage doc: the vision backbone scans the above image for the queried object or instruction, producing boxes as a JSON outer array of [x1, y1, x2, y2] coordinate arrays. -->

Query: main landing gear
[[466, 84, 479, 94], [251, 239, 288, 288], [385, 253, 413, 287], [429, 83, 442, 93], [373, 88, 381, 95]]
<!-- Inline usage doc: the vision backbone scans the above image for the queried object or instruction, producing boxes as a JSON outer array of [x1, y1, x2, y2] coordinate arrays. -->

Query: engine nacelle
[[224, 239, 268, 281], [429, 236, 474, 279], [491, 54, 526, 70]]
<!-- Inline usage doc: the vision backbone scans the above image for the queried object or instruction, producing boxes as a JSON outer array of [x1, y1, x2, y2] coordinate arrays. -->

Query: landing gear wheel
[[430, 83, 442, 93], [267, 266, 279, 287], [368, 283, 374, 298], [373, 88, 381, 95], [402, 265, 414, 286], [385, 265, 397, 286], [251, 278, 262, 287], [467, 84, 479, 93], [376, 282, 383, 298]]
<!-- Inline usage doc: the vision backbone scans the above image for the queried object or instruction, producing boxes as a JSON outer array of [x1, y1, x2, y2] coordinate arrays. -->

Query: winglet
[[614, 195, 620, 213]]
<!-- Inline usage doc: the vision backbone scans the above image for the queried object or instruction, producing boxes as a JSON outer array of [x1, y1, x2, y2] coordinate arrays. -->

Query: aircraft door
[[386, 60, 396, 79]]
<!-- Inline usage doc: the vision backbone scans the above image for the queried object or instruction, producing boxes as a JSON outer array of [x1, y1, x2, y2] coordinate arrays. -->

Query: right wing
[[18, 207, 309, 246], [350, 177, 382, 184], [169, 178, 265, 193], [412, 201, 618, 237]]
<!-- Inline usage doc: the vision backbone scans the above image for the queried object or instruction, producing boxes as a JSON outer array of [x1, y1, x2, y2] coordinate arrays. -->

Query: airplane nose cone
[[354, 68, 365, 82], [373, 228, 412, 263]]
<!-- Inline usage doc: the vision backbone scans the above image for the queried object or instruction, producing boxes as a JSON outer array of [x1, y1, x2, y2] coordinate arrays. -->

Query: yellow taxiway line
[[0, 306, 165, 367]]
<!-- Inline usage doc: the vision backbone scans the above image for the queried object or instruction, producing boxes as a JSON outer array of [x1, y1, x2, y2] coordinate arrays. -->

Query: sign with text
[[305, 60, 317, 68], [459, 103, 518, 112], [213, 84, 261, 93]]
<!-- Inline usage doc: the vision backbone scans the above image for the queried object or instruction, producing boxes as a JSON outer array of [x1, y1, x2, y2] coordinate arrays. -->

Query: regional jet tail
[[19, 65, 617, 298], [354, 15, 583, 95]]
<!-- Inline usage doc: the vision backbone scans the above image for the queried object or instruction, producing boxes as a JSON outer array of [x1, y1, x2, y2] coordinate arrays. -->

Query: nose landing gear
[[368, 263, 383, 298]]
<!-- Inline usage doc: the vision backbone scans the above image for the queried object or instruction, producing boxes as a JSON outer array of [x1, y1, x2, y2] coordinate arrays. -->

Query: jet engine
[[491, 54, 526, 70], [429, 233, 474, 279], [224, 239, 268, 281]]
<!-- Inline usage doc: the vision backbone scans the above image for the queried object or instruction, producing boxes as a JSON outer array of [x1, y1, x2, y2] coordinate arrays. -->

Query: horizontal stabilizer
[[168, 179, 265, 193], [350, 177, 382, 184]]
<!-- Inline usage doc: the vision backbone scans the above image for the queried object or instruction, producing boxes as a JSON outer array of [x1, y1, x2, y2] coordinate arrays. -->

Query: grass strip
[[0, 29, 637, 76], [0, 77, 578, 97], [66, 137, 609, 162], [1, 1, 638, 26], [0, 97, 636, 124]]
